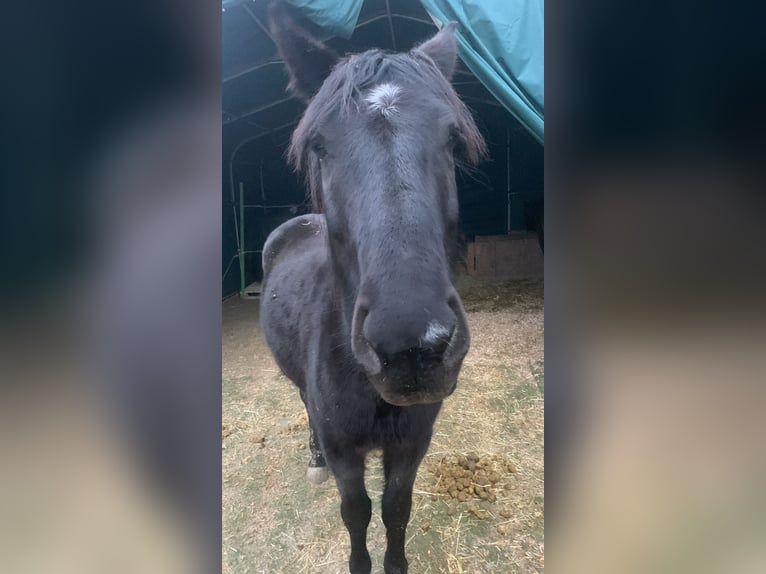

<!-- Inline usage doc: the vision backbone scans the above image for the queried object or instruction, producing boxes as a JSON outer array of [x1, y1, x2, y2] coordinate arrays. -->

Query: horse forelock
[[288, 47, 486, 213]]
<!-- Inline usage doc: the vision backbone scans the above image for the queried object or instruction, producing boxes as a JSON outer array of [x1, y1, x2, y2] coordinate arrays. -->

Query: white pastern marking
[[365, 83, 401, 117], [422, 321, 451, 345]]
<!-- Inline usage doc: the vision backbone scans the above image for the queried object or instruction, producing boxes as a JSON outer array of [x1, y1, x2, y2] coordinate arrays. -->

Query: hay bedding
[[222, 278, 544, 573]]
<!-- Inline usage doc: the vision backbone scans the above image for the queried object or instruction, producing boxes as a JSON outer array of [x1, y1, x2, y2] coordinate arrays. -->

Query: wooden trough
[[466, 233, 543, 280]]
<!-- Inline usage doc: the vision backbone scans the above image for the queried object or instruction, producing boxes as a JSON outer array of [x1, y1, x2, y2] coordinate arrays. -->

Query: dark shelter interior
[[222, 0, 543, 297]]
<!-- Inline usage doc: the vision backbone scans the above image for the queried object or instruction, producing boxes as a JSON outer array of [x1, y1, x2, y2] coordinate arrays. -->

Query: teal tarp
[[286, 0, 364, 37], [420, 0, 544, 144], [287, 0, 544, 143]]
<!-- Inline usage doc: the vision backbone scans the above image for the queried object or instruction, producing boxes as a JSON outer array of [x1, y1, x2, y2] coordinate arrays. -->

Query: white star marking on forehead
[[365, 83, 402, 118]]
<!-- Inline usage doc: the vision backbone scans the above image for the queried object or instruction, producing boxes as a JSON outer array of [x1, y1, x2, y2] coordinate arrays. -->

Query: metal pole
[[228, 134, 263, 263], [384, 0, 397, 50], [239, 182, 246, 298], [259, 158, 266, 207], [506, 127, 511, 233]]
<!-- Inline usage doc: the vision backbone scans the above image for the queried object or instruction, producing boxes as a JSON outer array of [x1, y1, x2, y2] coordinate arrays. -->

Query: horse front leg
[[381, 441, 429, 574], [306, 420, 330, 483], [299, 389, 330, 484], [326, 448, 372, 574]]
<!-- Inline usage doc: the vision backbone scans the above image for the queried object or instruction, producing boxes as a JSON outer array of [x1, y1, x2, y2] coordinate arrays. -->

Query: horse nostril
[[351, 299, 383, 375], [419, 336, 451, 358]]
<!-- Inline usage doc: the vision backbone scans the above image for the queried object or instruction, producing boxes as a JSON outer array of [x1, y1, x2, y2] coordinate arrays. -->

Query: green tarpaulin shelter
[[285, 0, 544, 143]]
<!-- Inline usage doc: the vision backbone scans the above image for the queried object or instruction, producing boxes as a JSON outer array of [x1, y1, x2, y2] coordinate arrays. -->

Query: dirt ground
[[222, 277, 544, 574]]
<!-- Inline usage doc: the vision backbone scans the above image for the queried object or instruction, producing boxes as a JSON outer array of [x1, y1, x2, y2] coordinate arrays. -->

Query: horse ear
[[268, 2, 340, 101], [414, 22, 459, 81]]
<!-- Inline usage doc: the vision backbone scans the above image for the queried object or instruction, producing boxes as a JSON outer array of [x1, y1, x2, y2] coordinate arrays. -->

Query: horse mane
[[288, 48, 487, 212]]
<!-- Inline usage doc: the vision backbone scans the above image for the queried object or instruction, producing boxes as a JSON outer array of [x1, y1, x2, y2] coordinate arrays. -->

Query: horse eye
[[447, 126, 462, 152], [311, 138, 327, 159]]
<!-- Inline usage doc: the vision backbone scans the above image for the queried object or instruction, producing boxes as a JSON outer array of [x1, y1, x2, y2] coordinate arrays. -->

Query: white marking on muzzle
[[365, 83, 401, 117], [422, 321, 451, 346]]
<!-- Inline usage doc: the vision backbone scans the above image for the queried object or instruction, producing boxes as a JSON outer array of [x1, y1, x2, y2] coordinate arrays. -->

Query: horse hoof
[[306, 466, 330, 484]]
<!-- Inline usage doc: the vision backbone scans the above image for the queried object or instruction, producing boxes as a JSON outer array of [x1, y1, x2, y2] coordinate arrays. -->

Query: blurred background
[[545, 1, 766, 572], [2, 1, 221, 573]]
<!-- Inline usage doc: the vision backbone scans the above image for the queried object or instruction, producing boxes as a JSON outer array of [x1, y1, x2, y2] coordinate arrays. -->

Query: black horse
[[261, 6, 485, 573]]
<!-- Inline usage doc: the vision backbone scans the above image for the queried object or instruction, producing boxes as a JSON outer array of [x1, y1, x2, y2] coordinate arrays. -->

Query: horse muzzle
[[350, 290, 470, 405]]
